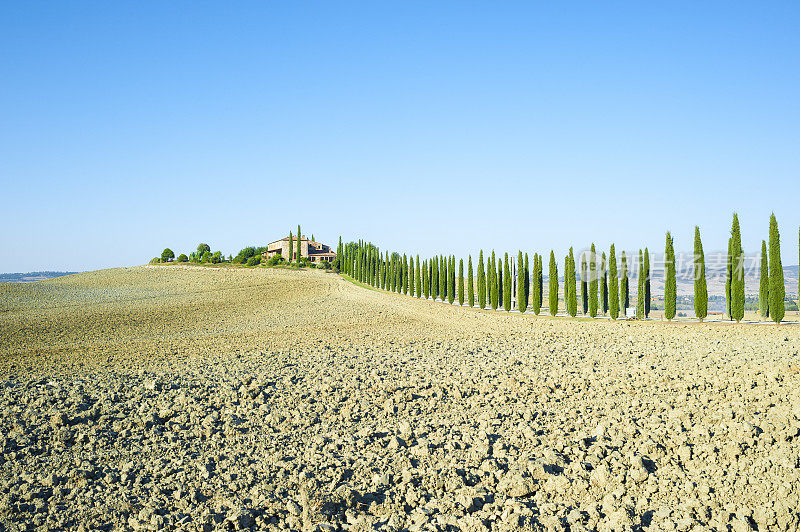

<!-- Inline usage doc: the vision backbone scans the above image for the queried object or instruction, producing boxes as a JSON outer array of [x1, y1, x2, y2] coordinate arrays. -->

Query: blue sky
[[1, 1, 798, 273]]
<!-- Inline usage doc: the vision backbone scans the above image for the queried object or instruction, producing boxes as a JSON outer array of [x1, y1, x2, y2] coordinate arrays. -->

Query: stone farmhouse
[[264, 235, 336, 263]]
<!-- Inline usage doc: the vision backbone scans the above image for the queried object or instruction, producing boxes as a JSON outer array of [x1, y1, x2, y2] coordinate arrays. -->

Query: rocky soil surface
[[1, 265, 799, 531]]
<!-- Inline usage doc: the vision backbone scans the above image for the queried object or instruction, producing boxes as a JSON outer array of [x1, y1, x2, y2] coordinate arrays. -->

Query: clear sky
[[1, 1, 798, 273]]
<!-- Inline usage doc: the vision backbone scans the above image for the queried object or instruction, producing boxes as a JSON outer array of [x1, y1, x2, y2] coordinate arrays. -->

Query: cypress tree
[[730, 214, 745, 322], [415, 255, 421, 298], [408, 254, 414, 295], [726, 236, 733, 320], [448, 256, 456, 304], [403, 254, 409, 294], [759, 240, 769, 319], [422, 259, 428, 298], [468, 256, 475, 307], [503, 253, 511, 311], [769, 213, 785, 324], [440, 255, 447, 302], [288, 231, 294, 265], [567, 248, 577, 317], [490, 252, 499, 310], [620, 251, 629, 313], [432, 256, 439, 300], [664, 232, 676, 321], [589, 244, 598, 318], [637, 249, 645, 318], [531, 253, 541, 315], [644, 247, 651, 318], [548, 251, 558, 316], [537, 253, 544, 310], [458, 258, 465, 306], [600, 252, 608, 315], [517, 251, 526, 312], [297, 225, 302, 264], [564, 254, 570, 315], [694, 227, 708, 322], [497, 257, 503, 308], [477, 251, 486, 309], [580, 253, 588, 315], [524, 253, 530, 312], [609, 245, 619, 320]]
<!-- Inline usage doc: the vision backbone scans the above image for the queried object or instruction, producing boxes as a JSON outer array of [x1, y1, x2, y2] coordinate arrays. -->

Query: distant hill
[[0, 271, 79, 283]]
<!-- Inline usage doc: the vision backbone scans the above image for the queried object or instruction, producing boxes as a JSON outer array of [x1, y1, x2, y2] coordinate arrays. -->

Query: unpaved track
[[1, 265, 799, 531]]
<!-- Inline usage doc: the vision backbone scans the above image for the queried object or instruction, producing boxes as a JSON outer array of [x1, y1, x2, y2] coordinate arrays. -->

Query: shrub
[[299, 257, 311, 267], [266, 255, 285, 267], [177, 254, 188, 262], [201, 251, 212, 263], [211, 251, 222, 264], [161, 248, 175, 262], [246, 256, 261, 266], [320, 261, 332, 270], [149, 257, 162, 264]]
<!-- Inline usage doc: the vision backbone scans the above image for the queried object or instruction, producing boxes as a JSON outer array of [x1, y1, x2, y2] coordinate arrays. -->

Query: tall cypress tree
[[580, 253, 588, 315], [589, 244, 598, 318], [644, 247, 651, 318], [600, 252, 608, 316], [531, 253, 541, 315], [524, 253, 530, 312], [477, 251, 486, 309], [759, 240, 769, 319], [403, 254, 409, 294], [694, 227, 708, 322], [497, 257, 503, 309], [548, 251, 558, 316], [297, 225, 302, 264], [769, 213, 785, 324], [726, 236, 733, 320], [415, 255, 422, 298], [730, 214, 745, 322], [468, 255, 475, 307], [288, 231, 294, 265], [609, 245, 619, 320], [432, 256, 439, 300], [564, 254, 570, 315], [664, 232, 676, 321], [490, 252, 499, 310], [637, 249, 645, 318], [458, 258, 465, 306], [503, 253, 512, 311], [516, 251, 526, 312], [408, 254, 414, 295], [448, 256, 456, 304], [567, 248, 577, 317], [440, 255, 447, 302], [620, 251, 629, 313], [538, 253, 544, 309], [422, 259, 429, 298]]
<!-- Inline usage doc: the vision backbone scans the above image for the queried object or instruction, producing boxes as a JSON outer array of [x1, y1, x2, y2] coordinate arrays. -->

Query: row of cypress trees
[[334, 213, 791, 324]]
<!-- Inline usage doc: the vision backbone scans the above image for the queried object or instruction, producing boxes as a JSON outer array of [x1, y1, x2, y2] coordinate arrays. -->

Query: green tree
[[477, 251, 486, 309], [432, 256, 439, 300], [600, 252, 607, 315], [497, 255, 503, 308], [297, 225, 302, 264], [580, 253, 588, 315], [769, 213, 785, 324], [415, 255, 422, 298], [403, 254, 409, 294], [517, 251, 526, 312], [664, 232, 676, 321], [548, 251, 558, 316], [468, 256, 475, 307], [490, 252, 499, 310], [288, 232, 294, 265], [458, 258, 465, 306], [694, 227, 708, 322], [620, 251, 629, 314], [161, 248, 175, 262], [440, 255, 447, 301], [524, 253, 530, 312], [197, 243, 211, 257], [644, 247, 651, 318], [759, 240, 769, 319], [448, 256, 456, 304], [531, 253, 542, 315], [177, 253, 188, 263], [503, 253, 511, 311], [609, 245, 619, 320], [726, 236, 733, 319], [589, 244, 598, 318], [730, 214, 745, 322], [567, 248, 577, 317], [637, 250, 645, 318]]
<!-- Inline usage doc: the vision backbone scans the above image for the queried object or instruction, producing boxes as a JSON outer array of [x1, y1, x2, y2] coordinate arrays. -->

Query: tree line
[[335, 213, 792, 324]]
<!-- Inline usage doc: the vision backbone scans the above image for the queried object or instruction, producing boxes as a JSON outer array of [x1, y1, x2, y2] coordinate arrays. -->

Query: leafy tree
[[769, 213, 785, 324], [477, 251, 486, 309], [415, 255, 422, 298], [517, 251, 526, 312], [548, 250, 558, 316], [246, 256, 261, 266], [637, 250, 645, 318], [197, 243, 211, 256], [694, 227, 708, 322], [580, 253, 588, 315], [201, 251, 212, 263], [589, 244, 598, 317], [177, 253, 188, 263], [644, 247, 651, 318], [503, 253, 511, 311], [468, 255, 475, 307], [609, 245, 619, 320], [161, 248, 175, 262], [567, 248, 577, 317], [600, 252, 607, 315], [664, 232, 676, 321], [730, 214, 745, 322], [620, 251, 629, 314], [458, 258, 465, 306]]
